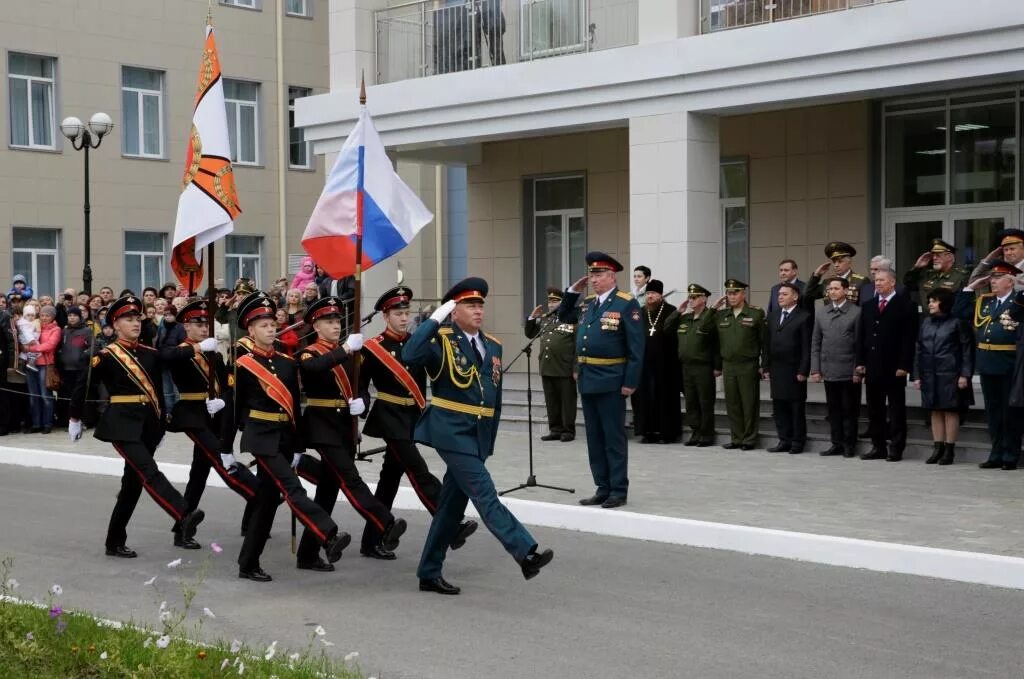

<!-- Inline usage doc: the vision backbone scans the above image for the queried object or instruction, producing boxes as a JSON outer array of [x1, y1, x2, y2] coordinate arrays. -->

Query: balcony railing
[[700, 0, 901, 33], [375, 0, 638, 84]]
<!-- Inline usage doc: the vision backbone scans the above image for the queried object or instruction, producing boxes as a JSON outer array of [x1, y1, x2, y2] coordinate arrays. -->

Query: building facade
[[1, 0, 329, 298], [299, 0, 1024, 361]]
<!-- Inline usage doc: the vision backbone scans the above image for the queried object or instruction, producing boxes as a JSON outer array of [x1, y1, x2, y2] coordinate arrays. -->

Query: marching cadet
[[225, 292, 350, 582], [68, 294, 205, 558], [295, 296, 408, 571], [904, 239, 969, 312], [702, 279, 766, 450], [954, 261, 1023, 470], [558, 252, 644, 509], [664, 284, 718, 447], [358, 286, 478, 559], [805, 242, 872, 306], [525, 286, 578, 442], [160, 299, 260, 550], [405, 277, 554, 595]]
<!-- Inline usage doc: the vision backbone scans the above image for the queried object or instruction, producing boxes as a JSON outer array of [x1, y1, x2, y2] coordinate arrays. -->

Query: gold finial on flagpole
[[359, 70, 366, 105], [207, 0, 213, 26]]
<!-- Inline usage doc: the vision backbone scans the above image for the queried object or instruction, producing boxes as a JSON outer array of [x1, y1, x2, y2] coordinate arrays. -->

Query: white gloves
[[220, 453, 237, 470], [431, 300, 457, 323], [344, 333, 363, 353], [205, 398, 226, 416], [348, 398, 366, 416], [68, 420, 82, 442], [198, 337, 219, 353], [291, 453, 303, 469]]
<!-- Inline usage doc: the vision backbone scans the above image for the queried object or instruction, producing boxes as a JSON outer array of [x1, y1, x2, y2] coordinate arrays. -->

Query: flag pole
[[206, 243, 217, 399], [348, 75, 367, 451]]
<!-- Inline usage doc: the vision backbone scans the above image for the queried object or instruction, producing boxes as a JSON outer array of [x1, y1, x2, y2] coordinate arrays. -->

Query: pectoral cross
[[648, 326, 656, 337]]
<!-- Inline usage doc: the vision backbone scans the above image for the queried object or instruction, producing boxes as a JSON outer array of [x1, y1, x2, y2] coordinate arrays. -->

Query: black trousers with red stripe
[[296, 441, 394, 562], [176, 429, 260, 533], [107, 440, 188, 550], [360, 438, 442, 551]]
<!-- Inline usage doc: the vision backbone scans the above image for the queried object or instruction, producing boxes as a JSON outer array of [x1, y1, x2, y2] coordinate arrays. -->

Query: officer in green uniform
[[701, 279, 766, 450], [525, 287, 578, 442], [903, 238, 969, 313], [805, 242, 872, 306], [665, 284, 718, 447]]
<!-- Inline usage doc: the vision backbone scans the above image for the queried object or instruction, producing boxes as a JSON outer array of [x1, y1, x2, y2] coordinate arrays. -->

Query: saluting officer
[[525, 286, 578, 442], [702, 279, 766, 450], [558, 252, 644, 509], [295, 296, 408, 571], [405, 277, 554, 596], [358, 286, 478, 559], [805, 242, 872, 306], [969, 228, 1024, 291], [161, 299, 260, 550], [904, 239, 969, 312], [68, 295, 205, 559], [225, 292, 350, 582], [665, 284, 718, 447]]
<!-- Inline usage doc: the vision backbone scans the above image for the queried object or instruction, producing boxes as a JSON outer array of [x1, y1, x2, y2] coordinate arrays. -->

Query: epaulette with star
[[616, 290, 632, 301], [484, 332, 502, 345]]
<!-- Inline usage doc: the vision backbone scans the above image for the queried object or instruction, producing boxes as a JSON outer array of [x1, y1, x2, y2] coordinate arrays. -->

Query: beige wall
[[0, 0, 328, 295], [720, 102, 871, 306]]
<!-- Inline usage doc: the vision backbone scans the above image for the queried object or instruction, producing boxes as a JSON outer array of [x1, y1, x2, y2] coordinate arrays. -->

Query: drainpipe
[[435, 164, 444, 299], [276, 0, 288, 276]]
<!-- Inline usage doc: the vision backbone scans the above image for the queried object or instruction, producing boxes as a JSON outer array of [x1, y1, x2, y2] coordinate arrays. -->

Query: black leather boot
[[938, 442, 955, 466], [925, 442, 943, 465]]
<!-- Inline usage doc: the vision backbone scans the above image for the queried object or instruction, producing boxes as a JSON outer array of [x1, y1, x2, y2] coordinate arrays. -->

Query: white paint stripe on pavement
[[4, 445, 1023, 590]]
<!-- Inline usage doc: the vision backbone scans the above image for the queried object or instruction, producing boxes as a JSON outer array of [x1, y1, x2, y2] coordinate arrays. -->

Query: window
[[221, 0, 259, 8], [124, 231, 167, 294], [12, 228, 60, 298], [288, 86, 312, 169], [525, 176, 586, 312], [885, 109, 947, 208], [8, 53, 56, 149], [286, 0, 310, 17], [223, 79, 260, 165], [226, 235, 263, 287], [121, 67, 165, 158], [951, 100, 1015, 204], [720, 159, 748, 284]]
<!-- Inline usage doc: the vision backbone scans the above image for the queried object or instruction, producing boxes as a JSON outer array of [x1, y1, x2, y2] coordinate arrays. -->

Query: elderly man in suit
[[810, 277, 863, 457], [856, 270, 917, 462], [763, 283, 812, 453], [767, 260, 805, 315]]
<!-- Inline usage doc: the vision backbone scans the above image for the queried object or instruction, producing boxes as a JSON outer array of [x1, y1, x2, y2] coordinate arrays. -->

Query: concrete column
[[329, 0, 387, 90], [629, 111, 720, 297], [638, 0, 700, 43]]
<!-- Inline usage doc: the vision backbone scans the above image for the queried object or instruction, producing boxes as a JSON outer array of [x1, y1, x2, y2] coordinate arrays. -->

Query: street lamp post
[[61, 113, 113, 297]]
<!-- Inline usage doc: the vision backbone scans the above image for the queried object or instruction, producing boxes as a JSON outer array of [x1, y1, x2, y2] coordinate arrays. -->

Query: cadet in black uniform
[[68, 295, 204, 558], [295, 296, 408, 571], [358, 286, 478, 559], [225, 292, 350, 582], [161, 299, 260, 549]]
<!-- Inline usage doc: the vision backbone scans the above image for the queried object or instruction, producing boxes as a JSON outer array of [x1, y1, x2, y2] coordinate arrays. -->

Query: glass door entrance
[[886, 209, 1016, 276]]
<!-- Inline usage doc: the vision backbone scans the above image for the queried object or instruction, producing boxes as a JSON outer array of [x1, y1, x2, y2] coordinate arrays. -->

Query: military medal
[[492, 356, 501, 385]]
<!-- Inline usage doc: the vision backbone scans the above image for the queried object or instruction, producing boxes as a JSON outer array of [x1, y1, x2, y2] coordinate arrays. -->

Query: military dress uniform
[[701, 280, 766, 449], [665, 284, 718, 446], [903, 239, 970, 312], [69, 295, 204, 558], [358, 286, 477, 558], [557, 252, 644, 508], [804, 242, 872, 306], [225, 292, 349, 582], [161, 300, 260, 549], [525, 287, 578, 442], [405, 277, 552, 594], [968, 228, 1024, 292], [296, 296, 407, 569]]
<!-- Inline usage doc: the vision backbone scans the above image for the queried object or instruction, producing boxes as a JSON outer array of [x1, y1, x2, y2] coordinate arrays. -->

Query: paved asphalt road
[[2, 465, 1023, 679]]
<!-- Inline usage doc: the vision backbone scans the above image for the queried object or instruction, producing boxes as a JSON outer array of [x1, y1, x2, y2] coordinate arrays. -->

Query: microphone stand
[[500, 310, 575, 497]]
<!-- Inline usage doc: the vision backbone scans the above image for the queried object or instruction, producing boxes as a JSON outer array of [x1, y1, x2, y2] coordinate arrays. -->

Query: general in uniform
[[903, 239, 969, 312], [68, 295, 204, 558], [557, 252, 644, 509], [805, 242, 872, 306], [358, 286, 477, 558], [665, 284, 718, 446], [405, 277, 554, 595], [701, 279, 766, 450], [525, 286, 578, 442]]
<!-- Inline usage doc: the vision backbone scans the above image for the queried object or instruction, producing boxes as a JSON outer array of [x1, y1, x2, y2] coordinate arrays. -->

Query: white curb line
[[4, 446, 1024, 590]]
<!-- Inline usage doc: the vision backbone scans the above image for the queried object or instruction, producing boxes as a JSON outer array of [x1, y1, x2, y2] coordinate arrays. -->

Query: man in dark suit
[[763, 283, 813, 453], [767, 259, 805, 315], [856, 270, 917, 461]]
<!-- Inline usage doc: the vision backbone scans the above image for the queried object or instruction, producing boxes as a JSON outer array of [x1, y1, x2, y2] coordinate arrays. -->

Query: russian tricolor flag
[[301, 106, 433, 278]]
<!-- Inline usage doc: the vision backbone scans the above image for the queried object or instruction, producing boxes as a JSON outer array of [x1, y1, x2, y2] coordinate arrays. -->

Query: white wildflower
[[237, 660, 245, 675], [166, 558, 182, 569], [99, 651, 108, 660], [24, 632, 33, 641], [156, 635, 170, 649], [264, 640, 277, 660], [143, 637, 152, 648], [159, 601, 167, 611], [143, 575, 157, 586], [230, 639, 242, 653], [344, 651, 359, 662], [320, 639, 335, 647], [220, 659, 230, 671], [202, 607, 216, 618], [159, 610, 171, 622], [288, 652, 300, 661], [49, 584, 62, 596], [313, 625, 326, 637], [6, 578, 18, 590]]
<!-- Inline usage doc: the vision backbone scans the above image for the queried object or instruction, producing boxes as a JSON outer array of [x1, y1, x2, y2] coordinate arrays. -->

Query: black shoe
[[886, 452, 903, 462], [684, 437, 699, 446], [640, 436, 657, 444], [105, 545, 138, 558], [540, 433, 561, 441], [601, 496, 627, 509], [820, 445, 844, 457], [938, 443, 955, 466], [842, 445, 857, 458], [559, 433, 575, 442], [238, 567, 273, 582], [451, 520, 478, 550], [360, 544, 396, 560], [697, 440, 714, 448], [297, 557, 335, 572], [521, 547, 554, 581], [788, 448, 804, 454], [979, 460, 1002, 469], [740, 444, 756, 451], [381, 518, 407, 552], [179, 509, 205, 541], [925, 442, 944, 465], [324, 532, 351, 563], [419, 576, 460, 595], [861, 448, 887, 460], [722, 443, 739, 450], [41, 427, 52, 435], [579, 494, 609, 506], [173, 535, 201, 550], [767, 444, 791, 453], [30, 427, 41, 434], [1002, 463, 1018, 471]]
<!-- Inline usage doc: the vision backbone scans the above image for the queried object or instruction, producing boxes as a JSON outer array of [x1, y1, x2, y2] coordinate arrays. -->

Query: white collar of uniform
[[597, 288, 614, 305]]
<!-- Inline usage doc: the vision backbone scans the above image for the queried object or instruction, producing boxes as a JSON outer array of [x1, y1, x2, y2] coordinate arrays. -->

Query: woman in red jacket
[[275, 308, 300, 355], [27, 305, 61, 433]]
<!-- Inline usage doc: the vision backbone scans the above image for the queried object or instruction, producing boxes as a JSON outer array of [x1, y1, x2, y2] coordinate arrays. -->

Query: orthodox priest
[[635, 280, 682, 443]]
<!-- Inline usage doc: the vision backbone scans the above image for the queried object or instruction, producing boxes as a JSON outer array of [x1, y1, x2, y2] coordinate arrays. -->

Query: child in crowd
[[17, 303, 41, 372]]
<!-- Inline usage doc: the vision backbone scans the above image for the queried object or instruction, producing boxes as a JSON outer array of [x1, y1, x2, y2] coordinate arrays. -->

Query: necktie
[[878, 298, 887, 314], [471, 337, 484, 365], [780, 310, 788, 327]]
